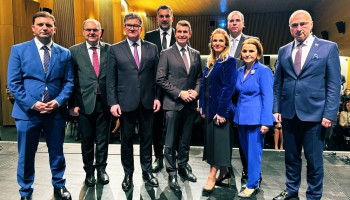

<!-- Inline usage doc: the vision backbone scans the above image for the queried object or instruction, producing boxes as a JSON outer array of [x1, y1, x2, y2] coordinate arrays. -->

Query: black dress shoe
[[97, 169, 109, 185], [54, 186, 72, 200], [201, 187, 214, 197], [178, 167, 197, 182], [273, 190, 299, 200], [142, 172, 159, 187], [185, 163, 192, 172], [85, 172, 96, 187], [168, 175, 181, 192], [122, 174, 133, 192], [152, 157, 164, 173], [20, 196, 32, 200]]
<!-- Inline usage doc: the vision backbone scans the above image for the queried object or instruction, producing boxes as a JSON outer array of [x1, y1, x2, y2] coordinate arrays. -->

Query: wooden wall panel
[[100, 0, 114, 44], [53, 0, 75, 48], [312, 0, 350, 56]]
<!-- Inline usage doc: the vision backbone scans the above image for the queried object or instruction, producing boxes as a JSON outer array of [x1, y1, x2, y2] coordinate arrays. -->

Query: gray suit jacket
[[107, 39, 159, 112], [156, 44, 203, 111], [69, 42, 110, 114]]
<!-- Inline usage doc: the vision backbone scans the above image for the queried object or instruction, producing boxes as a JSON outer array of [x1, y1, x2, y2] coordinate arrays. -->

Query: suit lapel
[[99, 42, 108, 76], [140, 39, 148, 71], [301, 37, 320, 74], [29, 40, 45, 75], [242, 62, 259, 82], [46, 43, 58, 77], [170, 28, 176, 46], [122, 40, 138, 70], [234, 35, 245, 58], [171, 45, 188, 74], [188, 47, 196, 75], [286, 41, 297, 76]]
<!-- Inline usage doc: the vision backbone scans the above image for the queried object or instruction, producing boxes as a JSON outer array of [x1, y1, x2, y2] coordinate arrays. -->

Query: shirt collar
[[175, 42, 188, 52], [230, 33, 242, 42], [160, 28, 172, 36], [86, 41, 100, 49], [294, 34, 315, 48], [34, 37, 53, 51], [127, 38, 141, 47]]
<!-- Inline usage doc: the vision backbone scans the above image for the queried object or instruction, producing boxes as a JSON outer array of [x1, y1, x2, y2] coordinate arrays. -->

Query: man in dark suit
[[156, 20, 203, 192], [273, 10, 341, 200], [69, 19, 111, 187], [107, 12, 160, 192], [226, 10, 263, 190], [7, 11, 73, 200], [144, 5, 176, 173], [227, 10, 263, 68]]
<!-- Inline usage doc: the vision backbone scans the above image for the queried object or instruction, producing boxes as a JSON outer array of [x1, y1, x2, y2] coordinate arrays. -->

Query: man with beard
[[144, 5, 176, 173]]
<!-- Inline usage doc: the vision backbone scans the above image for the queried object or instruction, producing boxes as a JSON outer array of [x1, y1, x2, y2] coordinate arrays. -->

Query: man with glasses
[[144, 4, 176, 174], [69, 19, 111, 187], [273, 10, 341, 200], [107, 12, 161, 192]]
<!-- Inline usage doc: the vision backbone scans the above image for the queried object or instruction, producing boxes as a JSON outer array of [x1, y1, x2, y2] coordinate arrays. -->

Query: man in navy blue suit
[[7, 11, 74, 200], [273, 10, 341, 200]]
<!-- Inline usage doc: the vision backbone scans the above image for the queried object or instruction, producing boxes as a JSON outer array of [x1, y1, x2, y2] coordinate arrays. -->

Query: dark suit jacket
[[144, 28, 176, 56], [69, 42, 110, 114], [7, 39, 74, 120], [156, 44, 203, 111], [107, 39, 159, 112], [234, 61, 274, 126], [232, 33, 264, 68], [273, 37, 341, 122]]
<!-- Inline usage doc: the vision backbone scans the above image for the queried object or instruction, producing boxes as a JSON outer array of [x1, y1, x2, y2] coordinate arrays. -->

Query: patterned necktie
[[91, 46, 100, 76], [42, 46, 50, 102], [294, 42, 303, 75], [181, 47, 190, 74], [133, 43, 140, 69], [230, 38, 237, 57], [162, 32, 167, 50]]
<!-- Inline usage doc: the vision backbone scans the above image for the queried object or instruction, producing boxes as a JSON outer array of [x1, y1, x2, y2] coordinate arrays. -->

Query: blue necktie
[[42, 46, 50, 102]]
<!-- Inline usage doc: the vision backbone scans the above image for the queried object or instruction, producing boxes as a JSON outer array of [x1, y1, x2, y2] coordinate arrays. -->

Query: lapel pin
[[250, 69, 255, 75]]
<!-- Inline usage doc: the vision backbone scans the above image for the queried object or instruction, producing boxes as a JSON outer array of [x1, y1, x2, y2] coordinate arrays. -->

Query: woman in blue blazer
[[199, 28, 236, 196], [234, 38, 274, 197]]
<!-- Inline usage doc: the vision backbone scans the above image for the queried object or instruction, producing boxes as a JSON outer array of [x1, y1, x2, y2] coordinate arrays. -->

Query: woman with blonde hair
[[199, 28, 237, 196]]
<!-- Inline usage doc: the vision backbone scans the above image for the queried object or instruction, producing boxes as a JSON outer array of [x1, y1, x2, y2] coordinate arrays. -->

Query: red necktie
[[91, 47, 100, 76]]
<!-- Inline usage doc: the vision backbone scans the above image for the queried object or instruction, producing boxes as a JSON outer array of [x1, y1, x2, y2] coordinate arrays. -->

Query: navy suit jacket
[[106, 39, 159, 112], [234, 61, 274, 126], [273, 37, 341, 122], [199, 57, 236, 119], [7, 39, 74, 120]]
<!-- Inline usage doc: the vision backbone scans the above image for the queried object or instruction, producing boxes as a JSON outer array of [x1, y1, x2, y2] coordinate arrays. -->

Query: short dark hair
[[157, 5, 173, 15], [32, 11, 56, 25], [123, 12, 143, 26]]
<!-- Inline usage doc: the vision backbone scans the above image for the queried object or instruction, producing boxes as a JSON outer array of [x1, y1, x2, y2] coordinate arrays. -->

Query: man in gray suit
[[156, 20, 203, 192], [107, 12, 160, 192], [69, 19, 111, 187]]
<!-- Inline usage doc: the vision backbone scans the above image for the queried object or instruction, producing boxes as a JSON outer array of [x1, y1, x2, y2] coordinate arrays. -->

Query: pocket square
[[312, 54, 318, 59]]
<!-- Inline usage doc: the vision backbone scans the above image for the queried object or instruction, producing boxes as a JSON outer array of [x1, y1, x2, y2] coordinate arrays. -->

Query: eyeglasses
[[84, 28, 100, 32], [289, 21, 311, 28], [124, 24, 141, 30]]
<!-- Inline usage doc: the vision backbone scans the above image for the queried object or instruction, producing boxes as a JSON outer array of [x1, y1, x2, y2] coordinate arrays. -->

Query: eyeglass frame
[[124, 24, 142, 30], [83, 28, 101, 32]]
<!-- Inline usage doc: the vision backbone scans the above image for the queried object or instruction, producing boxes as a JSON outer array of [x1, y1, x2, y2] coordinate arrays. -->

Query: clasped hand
[[180, 89, 198, 102], [34, 100, 58, 114]]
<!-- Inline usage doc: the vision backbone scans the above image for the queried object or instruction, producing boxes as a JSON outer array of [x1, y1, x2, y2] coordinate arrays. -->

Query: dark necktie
[[42, 46, 50, 102], [294, 42, 303, 75], [162, 32, 167, 50], [181, 47, 190, 74], [91, 46, 100, 76], [133, 43, 140, 69]]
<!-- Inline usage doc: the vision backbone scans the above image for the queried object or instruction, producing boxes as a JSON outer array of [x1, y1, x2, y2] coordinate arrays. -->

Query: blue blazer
[[199, 56, 236, 120], [234, 61, 274, 126], [7, 39, 74, 120], [273, 37, 341, 122]]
